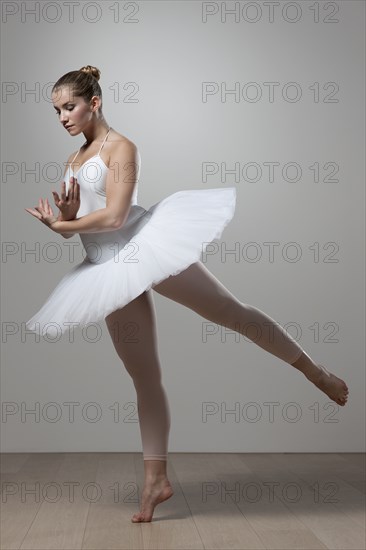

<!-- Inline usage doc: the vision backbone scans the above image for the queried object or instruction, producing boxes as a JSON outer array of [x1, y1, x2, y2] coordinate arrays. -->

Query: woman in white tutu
[[25, 65, 349, 523]]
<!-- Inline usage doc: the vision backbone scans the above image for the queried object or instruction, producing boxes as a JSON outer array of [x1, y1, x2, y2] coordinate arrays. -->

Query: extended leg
[[152, 261, 349, 405], [153, 261, 303, 364]]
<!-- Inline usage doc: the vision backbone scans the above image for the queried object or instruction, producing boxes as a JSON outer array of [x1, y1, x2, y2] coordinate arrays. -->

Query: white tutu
[[26, 187, 236, 336]]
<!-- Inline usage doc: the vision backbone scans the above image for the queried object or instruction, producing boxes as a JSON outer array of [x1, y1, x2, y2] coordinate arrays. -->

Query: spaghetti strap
[[68, 127, 111, 172], [98, 127, 111, 155], [71, 149, 80, 163]]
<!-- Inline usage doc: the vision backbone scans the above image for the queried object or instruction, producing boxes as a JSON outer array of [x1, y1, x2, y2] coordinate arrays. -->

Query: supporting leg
[[105, 290, 173, 522]]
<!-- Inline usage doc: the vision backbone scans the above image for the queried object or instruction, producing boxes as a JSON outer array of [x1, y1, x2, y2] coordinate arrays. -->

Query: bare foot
[[131, 476, 174, 522], [305, 363, 349, 406]]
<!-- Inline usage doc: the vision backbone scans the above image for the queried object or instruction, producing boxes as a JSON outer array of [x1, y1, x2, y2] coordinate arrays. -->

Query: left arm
[[53, 208, 120, 234]]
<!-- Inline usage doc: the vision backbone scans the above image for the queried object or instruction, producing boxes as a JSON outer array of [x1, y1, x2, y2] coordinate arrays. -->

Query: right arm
[[52, 141, 139, 235]]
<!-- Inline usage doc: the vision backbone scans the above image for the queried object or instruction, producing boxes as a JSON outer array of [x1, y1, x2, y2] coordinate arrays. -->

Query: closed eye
[[55, 107, 74, 115]]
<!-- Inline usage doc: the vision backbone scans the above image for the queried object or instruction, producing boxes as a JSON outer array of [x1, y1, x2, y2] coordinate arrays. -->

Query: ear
[[90, 95, 102, 112]]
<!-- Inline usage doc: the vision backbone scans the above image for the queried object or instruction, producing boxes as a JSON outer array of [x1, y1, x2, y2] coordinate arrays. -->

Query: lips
[[65, 125, 73, 129]]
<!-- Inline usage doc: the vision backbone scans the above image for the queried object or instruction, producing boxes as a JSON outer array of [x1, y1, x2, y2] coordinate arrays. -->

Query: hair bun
[[79, 65, 101, 81]]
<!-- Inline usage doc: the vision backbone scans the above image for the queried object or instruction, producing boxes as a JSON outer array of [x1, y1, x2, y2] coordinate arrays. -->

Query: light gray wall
[[1, 0, 364, 452]]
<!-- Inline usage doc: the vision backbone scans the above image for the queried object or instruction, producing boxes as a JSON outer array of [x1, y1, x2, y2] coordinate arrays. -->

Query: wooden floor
[[1, 453, 365, 549]]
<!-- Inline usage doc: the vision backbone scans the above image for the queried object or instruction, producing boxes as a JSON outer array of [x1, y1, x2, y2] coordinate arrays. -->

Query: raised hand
[[52, 176, 80, 221]]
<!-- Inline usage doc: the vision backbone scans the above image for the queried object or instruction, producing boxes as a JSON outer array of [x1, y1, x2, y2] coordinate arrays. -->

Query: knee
[[122, 357, 163, 386]]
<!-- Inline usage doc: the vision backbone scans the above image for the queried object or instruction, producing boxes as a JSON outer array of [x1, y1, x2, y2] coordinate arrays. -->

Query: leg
[[105, 290, 173, 522], [153, 262, 349, 405]]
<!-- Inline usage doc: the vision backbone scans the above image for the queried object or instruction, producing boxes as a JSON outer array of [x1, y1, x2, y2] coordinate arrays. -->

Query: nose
[[59, 113, 68, 124]]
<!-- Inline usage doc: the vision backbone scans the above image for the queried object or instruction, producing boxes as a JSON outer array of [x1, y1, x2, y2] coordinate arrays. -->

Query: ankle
[[143, 458, 167, 478], [145, 470, 168, 480], [291, 352, 319, 376]]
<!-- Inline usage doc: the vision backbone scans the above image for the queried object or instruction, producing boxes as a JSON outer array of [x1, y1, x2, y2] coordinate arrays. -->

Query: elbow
[[107, 206, 131, 230], [109, 211, 127, 230], [110, 216, 124, 230]]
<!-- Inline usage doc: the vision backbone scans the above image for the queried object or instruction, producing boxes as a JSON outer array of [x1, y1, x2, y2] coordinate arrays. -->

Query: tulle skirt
[[26, 187, 236, 336]]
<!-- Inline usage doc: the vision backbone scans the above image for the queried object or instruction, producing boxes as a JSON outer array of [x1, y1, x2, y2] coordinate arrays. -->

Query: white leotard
[[65, 128, 153, 264]]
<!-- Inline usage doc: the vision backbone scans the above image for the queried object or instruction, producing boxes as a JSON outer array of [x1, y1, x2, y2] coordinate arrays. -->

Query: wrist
[[58, 213, 75, 222], [51, 220, 64, 233]]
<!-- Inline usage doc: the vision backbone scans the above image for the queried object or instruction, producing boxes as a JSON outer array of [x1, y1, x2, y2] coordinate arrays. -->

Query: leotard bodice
[[64, 128, 152, 264]]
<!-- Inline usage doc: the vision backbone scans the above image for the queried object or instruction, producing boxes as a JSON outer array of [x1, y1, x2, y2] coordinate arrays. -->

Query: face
[[52, 86, 100, 134]]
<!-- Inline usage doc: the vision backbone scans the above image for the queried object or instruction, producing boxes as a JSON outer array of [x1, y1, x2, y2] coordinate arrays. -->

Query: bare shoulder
[[108, 131, 140, 183], [110, 130, 140, 157]]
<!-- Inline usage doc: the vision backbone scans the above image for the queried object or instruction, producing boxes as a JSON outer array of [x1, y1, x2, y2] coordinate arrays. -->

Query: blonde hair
[[52, 65, 103, 107], [78, 65, 101, 81]]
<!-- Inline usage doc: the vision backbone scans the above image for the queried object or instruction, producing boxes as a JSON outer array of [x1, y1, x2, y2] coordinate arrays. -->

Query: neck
[[83, 124, 111, 147]]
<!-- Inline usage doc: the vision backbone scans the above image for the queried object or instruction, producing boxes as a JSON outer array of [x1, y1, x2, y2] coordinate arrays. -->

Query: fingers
[[37, 198, 47, 215], [69, 176, 79, 201], [68, 177, 80, 202], [52, 190, 60, 204], [24, 207, 42, 220], [53, 177, 80, 211], [34, 199, 48, 216], [38, 197, 51, 213], [45, 198, 54, 216], [25, 203, 54, 227], [69, 177, 75, 200], [61, 181, 66, 202], [27, 178, 80, 227], [59, 176, 79, 202]]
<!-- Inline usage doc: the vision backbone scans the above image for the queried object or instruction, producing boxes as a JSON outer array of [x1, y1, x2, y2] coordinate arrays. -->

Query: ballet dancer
[[25, 65, 349, 523]]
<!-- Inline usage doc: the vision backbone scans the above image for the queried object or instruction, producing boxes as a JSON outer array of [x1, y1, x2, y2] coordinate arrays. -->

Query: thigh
[[152, 261, 240, 322], [105, 290, 160, 376]]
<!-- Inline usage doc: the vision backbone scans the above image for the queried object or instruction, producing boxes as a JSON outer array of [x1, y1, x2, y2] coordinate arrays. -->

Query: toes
[[132, 508, 153, 523], [143, 507, 153, 522], [131, 512, 144, 523]]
